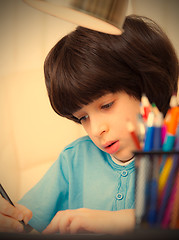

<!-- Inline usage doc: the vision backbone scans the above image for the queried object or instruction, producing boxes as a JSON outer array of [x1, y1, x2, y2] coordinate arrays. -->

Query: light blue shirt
[[19, 136, 135, 232]]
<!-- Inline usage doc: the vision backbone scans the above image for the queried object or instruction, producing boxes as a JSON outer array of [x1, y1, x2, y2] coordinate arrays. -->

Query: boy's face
[[73, 92, 140, 164]]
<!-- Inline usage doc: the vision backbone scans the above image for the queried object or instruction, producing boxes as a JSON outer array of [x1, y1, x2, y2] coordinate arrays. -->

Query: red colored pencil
[[126, 120, 141, 150]]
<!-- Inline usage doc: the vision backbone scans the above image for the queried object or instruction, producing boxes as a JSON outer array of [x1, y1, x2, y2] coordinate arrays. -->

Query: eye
[[101, 101, 114, 109], [79, 115, 88, 123]]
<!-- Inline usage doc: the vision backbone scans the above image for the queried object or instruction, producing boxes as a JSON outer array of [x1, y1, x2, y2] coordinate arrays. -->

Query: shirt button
[[116, 193, 123, 200], [121, 170, 128, 177]]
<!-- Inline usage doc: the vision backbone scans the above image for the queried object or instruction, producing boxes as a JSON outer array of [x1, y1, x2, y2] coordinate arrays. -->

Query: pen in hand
[[0, 183, 33, 233]]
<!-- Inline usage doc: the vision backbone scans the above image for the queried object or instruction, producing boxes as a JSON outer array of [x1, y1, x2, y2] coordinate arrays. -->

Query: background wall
[[0, 0, 178, 202]]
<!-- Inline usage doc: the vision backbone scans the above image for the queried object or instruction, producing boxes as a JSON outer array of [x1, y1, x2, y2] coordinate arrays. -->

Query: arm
[[18, 152, 70, 232], [43, 208, 135, 235], [0, 195, 32, 233]]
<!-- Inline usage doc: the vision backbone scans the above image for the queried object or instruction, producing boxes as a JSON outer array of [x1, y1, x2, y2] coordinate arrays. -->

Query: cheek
[[83, 125, 101, 148], [112, 107, 140, 136], [87, 133, 102, 150], [82, 124, 95, 142], [121, 104, 140, 124], [82, 124, 90, 136], [116, 121, 130, 139]]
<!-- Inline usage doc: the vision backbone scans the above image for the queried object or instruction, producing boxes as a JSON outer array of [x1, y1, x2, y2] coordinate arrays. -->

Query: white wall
[[0, 0, 178, 202], [0, 0, 84, 201], [128, 0, 179, 58]]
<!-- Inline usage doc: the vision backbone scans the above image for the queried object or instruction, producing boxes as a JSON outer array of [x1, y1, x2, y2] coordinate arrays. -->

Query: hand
[[0, 195, 32, 233], [43, 208, 135, 235]]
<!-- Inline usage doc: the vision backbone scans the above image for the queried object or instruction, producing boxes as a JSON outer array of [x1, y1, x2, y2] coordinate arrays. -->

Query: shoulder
[[56, 136, 100, 171], [63, 135, 95, 151], [59, 135, 102, 164]]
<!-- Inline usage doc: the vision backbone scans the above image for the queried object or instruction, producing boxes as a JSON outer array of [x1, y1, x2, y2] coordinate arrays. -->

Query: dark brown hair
[[44, 15, 178, 123]]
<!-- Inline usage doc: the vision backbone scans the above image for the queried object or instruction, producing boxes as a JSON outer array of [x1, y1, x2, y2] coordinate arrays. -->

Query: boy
[[0, 15, 178, 234]]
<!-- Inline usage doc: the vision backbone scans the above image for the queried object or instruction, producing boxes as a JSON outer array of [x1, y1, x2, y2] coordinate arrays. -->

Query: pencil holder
[[134, 150, 179, 229]]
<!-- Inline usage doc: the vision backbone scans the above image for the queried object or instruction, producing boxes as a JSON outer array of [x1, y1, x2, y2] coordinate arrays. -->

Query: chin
[[114, 150, 134, 162]]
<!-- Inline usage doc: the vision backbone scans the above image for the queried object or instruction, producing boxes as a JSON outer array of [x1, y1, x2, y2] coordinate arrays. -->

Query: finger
[[42, 211, 64, 234], [0, 214, 24, 233], [60, 209, 90, 234], [59, 209, 84, 234], [0, 196, 23, 221], [58, 212, 72, 234], [15, 204, 33, 224], [69, 217, 90, 234]]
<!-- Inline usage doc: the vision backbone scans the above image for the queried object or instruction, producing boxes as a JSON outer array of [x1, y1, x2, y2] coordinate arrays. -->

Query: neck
[[111, 154, 135, 166]]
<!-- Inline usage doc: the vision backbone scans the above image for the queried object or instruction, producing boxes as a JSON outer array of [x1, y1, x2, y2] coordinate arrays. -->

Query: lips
[[103, 140, 120, 154]]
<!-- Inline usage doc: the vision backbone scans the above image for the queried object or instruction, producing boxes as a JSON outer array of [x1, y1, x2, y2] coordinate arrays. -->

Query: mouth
[[103, 140, 120, 154]]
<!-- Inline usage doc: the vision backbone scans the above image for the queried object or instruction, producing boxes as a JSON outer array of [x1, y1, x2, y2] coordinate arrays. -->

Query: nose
[[90, 116, 109, 137]]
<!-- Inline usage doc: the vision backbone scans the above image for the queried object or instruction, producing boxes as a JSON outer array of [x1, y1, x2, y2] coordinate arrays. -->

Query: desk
[[0, 229, 179, 240]]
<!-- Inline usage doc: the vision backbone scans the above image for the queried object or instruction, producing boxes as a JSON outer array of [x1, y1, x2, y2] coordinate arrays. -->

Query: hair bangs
[[50, 51, 110, 122]]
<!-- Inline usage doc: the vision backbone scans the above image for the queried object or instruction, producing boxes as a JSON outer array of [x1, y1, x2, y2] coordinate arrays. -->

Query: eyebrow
[[73, 109, 84, 119]]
